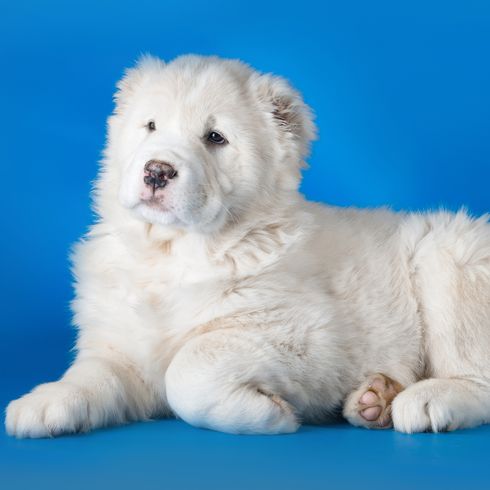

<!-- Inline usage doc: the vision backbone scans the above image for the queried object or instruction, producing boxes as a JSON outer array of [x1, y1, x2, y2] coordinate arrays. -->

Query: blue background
[[1, 1, 489, 488]]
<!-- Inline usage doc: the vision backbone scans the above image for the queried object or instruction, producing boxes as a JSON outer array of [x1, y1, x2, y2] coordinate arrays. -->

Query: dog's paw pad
[[344, 373, 404, 429], [357, 374, 403, 428], [360, 403, 382, 421], [360, 390, 379, 405]]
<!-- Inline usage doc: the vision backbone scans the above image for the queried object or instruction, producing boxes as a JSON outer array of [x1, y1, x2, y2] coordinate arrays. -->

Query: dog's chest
[[102, 230, 295, 376], [128, 244, 237, 334]]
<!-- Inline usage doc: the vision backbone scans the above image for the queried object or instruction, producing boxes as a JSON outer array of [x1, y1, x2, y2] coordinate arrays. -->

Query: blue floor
[[3, 420, 490, 490]]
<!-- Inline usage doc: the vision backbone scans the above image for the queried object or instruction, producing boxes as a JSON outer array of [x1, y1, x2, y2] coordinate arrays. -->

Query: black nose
[[144, 160, 177, 190]]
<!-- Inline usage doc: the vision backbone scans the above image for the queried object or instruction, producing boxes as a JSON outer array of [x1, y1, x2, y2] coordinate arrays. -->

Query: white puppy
[[6, 55, 490, 437]]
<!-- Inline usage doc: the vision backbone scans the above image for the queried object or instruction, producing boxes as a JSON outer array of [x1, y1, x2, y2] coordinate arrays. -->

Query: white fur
[[5, 55, 490, 437]]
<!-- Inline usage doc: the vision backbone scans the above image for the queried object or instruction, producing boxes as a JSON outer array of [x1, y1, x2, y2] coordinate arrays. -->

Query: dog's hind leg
[[392, 212, 490, 433], [391, 377, 490, 432]]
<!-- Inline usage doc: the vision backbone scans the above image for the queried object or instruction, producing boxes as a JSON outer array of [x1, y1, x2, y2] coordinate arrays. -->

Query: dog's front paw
[[5, 382, 91, 438]]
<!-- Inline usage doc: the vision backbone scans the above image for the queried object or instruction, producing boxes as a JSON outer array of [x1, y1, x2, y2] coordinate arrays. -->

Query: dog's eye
[[146, 120, 156, 132], [207, 131, 227, 145]]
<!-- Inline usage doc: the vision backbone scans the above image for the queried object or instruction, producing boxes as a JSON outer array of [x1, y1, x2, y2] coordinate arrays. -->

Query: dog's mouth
[[135, 197, 179, 226], [141, 196, 169, 210]]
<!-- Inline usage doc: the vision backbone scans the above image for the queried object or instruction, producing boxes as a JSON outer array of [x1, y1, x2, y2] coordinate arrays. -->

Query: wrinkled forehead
[[134, 66, 254, 128]]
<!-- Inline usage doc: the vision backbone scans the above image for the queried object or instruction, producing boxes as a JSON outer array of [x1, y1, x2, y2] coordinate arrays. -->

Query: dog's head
[[102, 55, 316, 233]]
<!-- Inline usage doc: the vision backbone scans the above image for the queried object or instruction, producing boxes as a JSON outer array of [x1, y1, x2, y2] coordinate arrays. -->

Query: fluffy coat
[[6, 55, 490, 437]]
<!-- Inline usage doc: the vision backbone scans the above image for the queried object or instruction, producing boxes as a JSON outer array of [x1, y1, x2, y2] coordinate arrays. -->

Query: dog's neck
[[109, 190, 309, 276]]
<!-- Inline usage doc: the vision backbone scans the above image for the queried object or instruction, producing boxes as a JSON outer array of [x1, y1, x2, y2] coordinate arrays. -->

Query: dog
[[6, 55, 490, 437]]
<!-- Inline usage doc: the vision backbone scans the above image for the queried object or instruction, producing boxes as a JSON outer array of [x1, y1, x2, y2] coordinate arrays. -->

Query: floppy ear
[[249, 73, 317, 162], [114, 54, 165, 111]]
